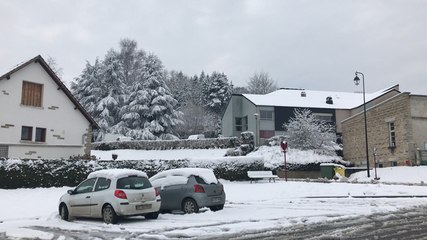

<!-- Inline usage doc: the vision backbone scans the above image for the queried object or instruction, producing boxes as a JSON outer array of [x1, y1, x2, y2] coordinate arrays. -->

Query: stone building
[[342, 92, 427, 167]]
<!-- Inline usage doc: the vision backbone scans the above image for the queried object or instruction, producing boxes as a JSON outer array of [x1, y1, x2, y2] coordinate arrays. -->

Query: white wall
[[0, 61, 90, 159]]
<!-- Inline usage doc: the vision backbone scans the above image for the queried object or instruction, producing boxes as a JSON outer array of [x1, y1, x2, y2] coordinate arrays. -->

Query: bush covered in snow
[[0, 156, 263, 189], [93, 137, 239, 151], [225, 131, 255, 156]]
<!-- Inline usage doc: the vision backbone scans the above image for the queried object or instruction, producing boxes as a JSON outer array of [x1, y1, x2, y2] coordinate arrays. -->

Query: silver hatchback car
[[149, 168, 226, 214], [59, 169, 161, 224]]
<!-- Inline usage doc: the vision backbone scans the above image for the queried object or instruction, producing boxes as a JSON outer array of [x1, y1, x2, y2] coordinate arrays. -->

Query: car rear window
[[194, 176, 207, 184], [116, 176, 152, 190]]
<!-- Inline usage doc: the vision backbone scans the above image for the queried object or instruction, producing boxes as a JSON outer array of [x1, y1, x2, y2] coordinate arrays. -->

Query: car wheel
[[102, 205, 118, 224], [145, 211, 159, 219], [209, 204, 224, 212], [182, 198, 199, 214], [59, 204, 69, 221]]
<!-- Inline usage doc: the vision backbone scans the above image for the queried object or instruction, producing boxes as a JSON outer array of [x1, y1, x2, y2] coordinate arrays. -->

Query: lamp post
[[254, 113, 259, 148], [354, 71, 370, 178]]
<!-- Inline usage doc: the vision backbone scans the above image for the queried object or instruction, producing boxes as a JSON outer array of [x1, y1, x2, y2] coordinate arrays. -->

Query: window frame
[[94, 177, 111, 192], [74, 178, 97, 194], [21, 81, 43, 107], [388, 122, 396, 148], [35, 127, 46, 142], [21, 126, 33, 141], [260, 110, 273, 121]]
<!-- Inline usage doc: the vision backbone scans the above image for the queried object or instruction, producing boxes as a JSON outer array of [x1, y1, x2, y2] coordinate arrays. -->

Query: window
[[235, 116, 248, 132], [94, 177, 111, 191], [75, 178, 96, 194], [21, 81, 43, 107], [235, 117, 242, 131], [313, 113, 333, 123], [35, 128, 46, 142], [117, 176, 152, 190], [260, 110, 273, 120], [21, 126, 33, 141], [388, 122, 396, 147]]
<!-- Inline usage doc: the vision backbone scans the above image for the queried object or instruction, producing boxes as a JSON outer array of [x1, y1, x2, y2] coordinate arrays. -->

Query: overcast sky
[[1, 0, 427, 94]]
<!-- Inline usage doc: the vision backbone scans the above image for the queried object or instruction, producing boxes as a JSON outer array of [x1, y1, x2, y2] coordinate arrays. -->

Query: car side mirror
[[67, 189, 75, 195]]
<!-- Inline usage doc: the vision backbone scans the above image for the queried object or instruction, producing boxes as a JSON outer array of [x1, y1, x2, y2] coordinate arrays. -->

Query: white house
[[0, 55, 98, 159]]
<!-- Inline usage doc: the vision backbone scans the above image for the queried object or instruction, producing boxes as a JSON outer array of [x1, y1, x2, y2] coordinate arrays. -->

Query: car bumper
[[115, 199, 161, 216], [194, 192, 226, 208]]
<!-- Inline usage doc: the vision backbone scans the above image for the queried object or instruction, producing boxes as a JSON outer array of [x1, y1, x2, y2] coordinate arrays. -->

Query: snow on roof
[[242, 85, 399, 109], [88, 169, 148, 179], [149, 168, 218, 185]]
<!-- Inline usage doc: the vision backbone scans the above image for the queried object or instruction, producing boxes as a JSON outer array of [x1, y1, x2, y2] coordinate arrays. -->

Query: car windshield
[[116, 176, 152, 190]]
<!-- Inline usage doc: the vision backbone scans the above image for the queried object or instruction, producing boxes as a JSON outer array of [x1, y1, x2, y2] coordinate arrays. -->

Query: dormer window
[[21, 81, 43, 107]]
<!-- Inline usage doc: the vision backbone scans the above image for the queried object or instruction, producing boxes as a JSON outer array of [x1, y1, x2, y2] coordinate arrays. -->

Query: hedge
[[0, 157, 264, 189], [93, 137, 240, 151]]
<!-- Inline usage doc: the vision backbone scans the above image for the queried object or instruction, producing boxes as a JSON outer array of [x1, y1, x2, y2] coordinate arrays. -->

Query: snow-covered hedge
[[0, 157, 263, 189], [93, 137, 239, 151]]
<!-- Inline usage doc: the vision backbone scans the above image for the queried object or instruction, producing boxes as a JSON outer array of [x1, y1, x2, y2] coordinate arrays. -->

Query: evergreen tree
[[165, 70, 192, 108], [71, 59, 103, 115], [202, 72, 232, 115], [95, 50, 126, 140]]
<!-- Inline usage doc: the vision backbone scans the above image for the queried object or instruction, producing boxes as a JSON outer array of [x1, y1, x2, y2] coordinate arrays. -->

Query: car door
[[69, 178, 97, 217], [90, 177, 112, 218], [160, 177, 188, 210]]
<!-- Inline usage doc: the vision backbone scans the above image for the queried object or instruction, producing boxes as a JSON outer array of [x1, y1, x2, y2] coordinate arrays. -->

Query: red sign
[[280, 141, 287, 152]]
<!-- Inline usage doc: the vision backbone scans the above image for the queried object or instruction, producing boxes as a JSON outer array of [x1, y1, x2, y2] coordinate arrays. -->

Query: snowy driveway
[[2, 180, 427, 239]]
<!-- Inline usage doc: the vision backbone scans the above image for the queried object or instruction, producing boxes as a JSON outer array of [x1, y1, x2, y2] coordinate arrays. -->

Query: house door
[[0, 145, 8, 158]]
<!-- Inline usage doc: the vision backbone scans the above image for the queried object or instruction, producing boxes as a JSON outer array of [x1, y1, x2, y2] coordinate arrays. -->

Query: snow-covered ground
[[2, 167, 427, 239]]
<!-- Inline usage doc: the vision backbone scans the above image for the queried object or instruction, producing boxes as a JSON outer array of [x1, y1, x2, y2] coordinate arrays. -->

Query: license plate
[[212, 197, 221, 203], [136, 204, 151, 210]]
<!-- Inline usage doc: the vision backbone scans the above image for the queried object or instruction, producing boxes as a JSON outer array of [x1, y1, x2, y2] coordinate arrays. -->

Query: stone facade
[[342, 93, 414, 167]]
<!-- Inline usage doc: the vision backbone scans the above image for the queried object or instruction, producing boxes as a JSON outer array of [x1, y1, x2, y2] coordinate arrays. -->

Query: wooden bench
[[247, 171, 279, 183]]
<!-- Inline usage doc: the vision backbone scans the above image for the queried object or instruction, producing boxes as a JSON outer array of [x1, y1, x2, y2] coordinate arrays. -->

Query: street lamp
[[354, 71, 370, 178], [254, 113, 259, 148]]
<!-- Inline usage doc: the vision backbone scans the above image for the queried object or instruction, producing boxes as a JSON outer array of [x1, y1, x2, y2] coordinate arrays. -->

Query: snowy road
[[3, 179, 427, 239]]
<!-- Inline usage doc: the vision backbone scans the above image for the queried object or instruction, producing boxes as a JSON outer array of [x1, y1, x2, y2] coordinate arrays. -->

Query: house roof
[[241, 85, 400, 110], [0, 55, 99, 129]]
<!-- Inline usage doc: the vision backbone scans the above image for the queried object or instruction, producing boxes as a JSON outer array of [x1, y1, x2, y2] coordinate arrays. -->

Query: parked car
[[149, 168, 225, 214], [58, 169, 161, 224]]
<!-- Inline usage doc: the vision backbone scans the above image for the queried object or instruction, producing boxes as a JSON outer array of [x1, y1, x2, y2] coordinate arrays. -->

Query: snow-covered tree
[[118, 38, 146, 87], [165, 70, 192, 108], [202, 71, 232, 115], [247, 72, 278, 94], [95, 50, 126, 140], [284, 109, 336, 153], [174, 102, 217, 138], [119, 54, 183, 140], [71, 59, 103, 115]]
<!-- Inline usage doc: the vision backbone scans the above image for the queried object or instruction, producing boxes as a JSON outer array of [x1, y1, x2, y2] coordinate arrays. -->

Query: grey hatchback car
[[149, 168, 225, 214]]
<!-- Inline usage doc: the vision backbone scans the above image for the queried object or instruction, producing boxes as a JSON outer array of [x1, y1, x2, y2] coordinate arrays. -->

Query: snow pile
[[248, 145, 343, 169], [349, 166, 427, 184], [92, 149, 229, 160]]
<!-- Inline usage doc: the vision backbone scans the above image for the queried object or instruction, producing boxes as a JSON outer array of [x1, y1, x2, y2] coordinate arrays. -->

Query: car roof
[[150, 168, 218, 184], [88, 169, 148, 179]]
